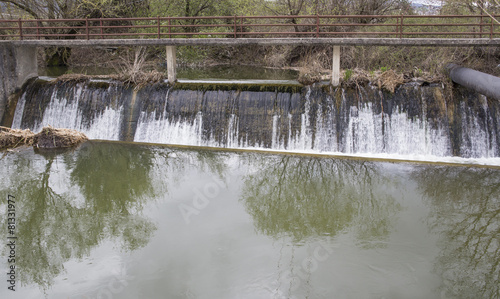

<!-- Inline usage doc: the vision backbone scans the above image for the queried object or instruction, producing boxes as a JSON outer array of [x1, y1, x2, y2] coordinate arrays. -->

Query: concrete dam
[[6, 77, 500, 160]]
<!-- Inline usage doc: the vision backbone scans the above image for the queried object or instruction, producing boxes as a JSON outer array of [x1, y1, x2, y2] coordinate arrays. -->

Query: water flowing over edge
[[10, 78, 500, 166]]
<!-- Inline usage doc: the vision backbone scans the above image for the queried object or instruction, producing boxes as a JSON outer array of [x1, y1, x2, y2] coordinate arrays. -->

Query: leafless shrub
[[113, 47, 167, 89], [263, 45, 293, 68]]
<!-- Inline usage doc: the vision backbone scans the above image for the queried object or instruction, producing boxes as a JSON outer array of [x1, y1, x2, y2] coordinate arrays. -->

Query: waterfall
[[9, 78, 500, 159], [12, 79, 127, 140], [459, 96, 499, 158]]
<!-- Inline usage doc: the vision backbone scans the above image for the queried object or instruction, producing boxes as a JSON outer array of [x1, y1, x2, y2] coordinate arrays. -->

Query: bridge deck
[[2, 37, 500, 47]]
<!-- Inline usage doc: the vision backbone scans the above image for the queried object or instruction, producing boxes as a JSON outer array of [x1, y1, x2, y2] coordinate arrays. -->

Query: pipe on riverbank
[[447, 63, 500, 101]]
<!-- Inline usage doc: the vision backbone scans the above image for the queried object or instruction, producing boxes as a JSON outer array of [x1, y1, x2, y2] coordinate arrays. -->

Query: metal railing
[[0, 14, 498, 40]]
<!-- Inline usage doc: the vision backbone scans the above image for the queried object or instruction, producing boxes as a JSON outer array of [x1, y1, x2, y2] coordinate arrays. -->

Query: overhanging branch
[[478, 3, 500, 25], [0, 0, 40, 19]]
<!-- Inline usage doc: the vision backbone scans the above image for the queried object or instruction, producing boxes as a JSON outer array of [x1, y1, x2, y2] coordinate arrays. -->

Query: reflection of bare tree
[[240, 155, 401, 245], [193, 149, 231, 181], [0, 142, 233, 291], [413, 166, 500, 299], [0, 142, 158, 290]]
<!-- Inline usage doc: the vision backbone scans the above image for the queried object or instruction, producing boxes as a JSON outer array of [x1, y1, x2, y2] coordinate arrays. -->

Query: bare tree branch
[[478, 3, 500, 25], [0, 0, 41, 19]]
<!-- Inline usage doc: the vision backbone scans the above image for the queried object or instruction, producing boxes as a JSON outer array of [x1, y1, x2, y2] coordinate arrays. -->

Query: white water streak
[[17, 84, 123, 140], [134, 111, 204, 146], [460, 97, 498, 158], [11, 93, 26, 129]]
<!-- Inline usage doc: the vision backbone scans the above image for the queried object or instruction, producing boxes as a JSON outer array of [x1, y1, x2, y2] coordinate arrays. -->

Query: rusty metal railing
[[0, 14, 498, 40]]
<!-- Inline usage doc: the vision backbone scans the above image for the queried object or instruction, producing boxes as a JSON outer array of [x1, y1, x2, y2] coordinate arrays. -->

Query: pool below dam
[[0, 141, 499, 299]]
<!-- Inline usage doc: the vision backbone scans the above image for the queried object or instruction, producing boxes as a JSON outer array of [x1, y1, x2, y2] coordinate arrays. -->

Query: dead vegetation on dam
[[0, 126, 88, 151]]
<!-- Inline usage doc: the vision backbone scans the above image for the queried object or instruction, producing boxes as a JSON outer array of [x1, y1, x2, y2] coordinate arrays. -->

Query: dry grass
[[342, 68, 371, 89], [377, 70, 405, 93], [114, 69, 166, 90], [263, 45, 293, 68], [339, 67, 445, 92], [35, 126, 88, 149], [342, 46, 500, 78], [112, 47, 167, 89], [296, 48, 331, 85], [0, 126, 88, 151], [51, 65, 166, 90], [298, 68, 323, 85], [58, 39, 500, 84], [0, 126, 35, 150]]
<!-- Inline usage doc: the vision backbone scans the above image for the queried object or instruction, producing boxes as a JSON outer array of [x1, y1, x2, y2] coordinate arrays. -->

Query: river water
[[1, 141, 498, 299]]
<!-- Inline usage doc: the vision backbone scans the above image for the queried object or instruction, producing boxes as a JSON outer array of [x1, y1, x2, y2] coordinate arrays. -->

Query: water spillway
[[9, 77, 500, 159]]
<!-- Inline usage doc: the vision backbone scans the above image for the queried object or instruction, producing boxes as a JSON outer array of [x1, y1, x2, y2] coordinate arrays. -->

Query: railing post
[[480, 13, 484, 38], [158, 16, 161, 39], [86, 18, 89, 40], [100, 18, 103, 39], [316, 14, 320, 38], [168, 18, 172, 39], [234, 15, 237, 38], [240, 16, 243, 36], [18, 18, 23, 40], [400, 14, 403, 38], [490, 17, 494, 40], [36, 20, 40, 40]]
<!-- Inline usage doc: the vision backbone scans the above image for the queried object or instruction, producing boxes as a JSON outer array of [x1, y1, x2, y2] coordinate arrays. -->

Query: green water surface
[[0, 141, 499, 299]]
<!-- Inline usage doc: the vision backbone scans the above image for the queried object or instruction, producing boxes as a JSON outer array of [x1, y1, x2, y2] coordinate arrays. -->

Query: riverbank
[[39, 47, 448, 92], [42, 44, 499, 83]]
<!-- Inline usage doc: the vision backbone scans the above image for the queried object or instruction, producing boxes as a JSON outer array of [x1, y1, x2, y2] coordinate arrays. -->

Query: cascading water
[[12, 79, 130, 140], [8, 78, 500, 160]]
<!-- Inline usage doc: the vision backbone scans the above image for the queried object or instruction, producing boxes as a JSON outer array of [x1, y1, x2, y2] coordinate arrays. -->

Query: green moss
[[344, 69, 353, 81], [172, 82, 303, 93], [320, 84, 333, 94], [88, 81, 111, 89]]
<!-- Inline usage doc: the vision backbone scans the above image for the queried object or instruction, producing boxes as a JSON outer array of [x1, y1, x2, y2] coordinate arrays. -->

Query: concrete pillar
[[0, 45, 38, 124], [166, 46, 177, 83], [331, 45, 340, 87]]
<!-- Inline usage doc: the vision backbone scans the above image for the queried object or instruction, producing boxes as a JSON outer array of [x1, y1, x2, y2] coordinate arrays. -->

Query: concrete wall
[[0, 44, 38, 124], [3, 37, 500, 47]]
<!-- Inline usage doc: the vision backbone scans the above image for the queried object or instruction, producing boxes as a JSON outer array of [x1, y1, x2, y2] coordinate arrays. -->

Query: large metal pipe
[[447, 63, 500, 101]]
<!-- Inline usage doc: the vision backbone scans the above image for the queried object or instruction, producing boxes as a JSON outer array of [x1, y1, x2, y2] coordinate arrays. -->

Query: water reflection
[[0, 142, 157, 290], [240, 155, 402, 245], [414, 166, 500, 299], [2, 141, 500, 298]]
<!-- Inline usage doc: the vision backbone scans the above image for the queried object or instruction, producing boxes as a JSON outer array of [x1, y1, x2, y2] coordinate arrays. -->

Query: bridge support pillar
[[166, 46, 177, 83], [0, 44, 38, 124], [331, 46, 340, 87]]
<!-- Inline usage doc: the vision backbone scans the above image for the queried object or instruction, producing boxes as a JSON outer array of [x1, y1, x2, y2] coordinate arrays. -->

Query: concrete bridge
[[4, 37, 500, 82], [1, 14, 499, 123]]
